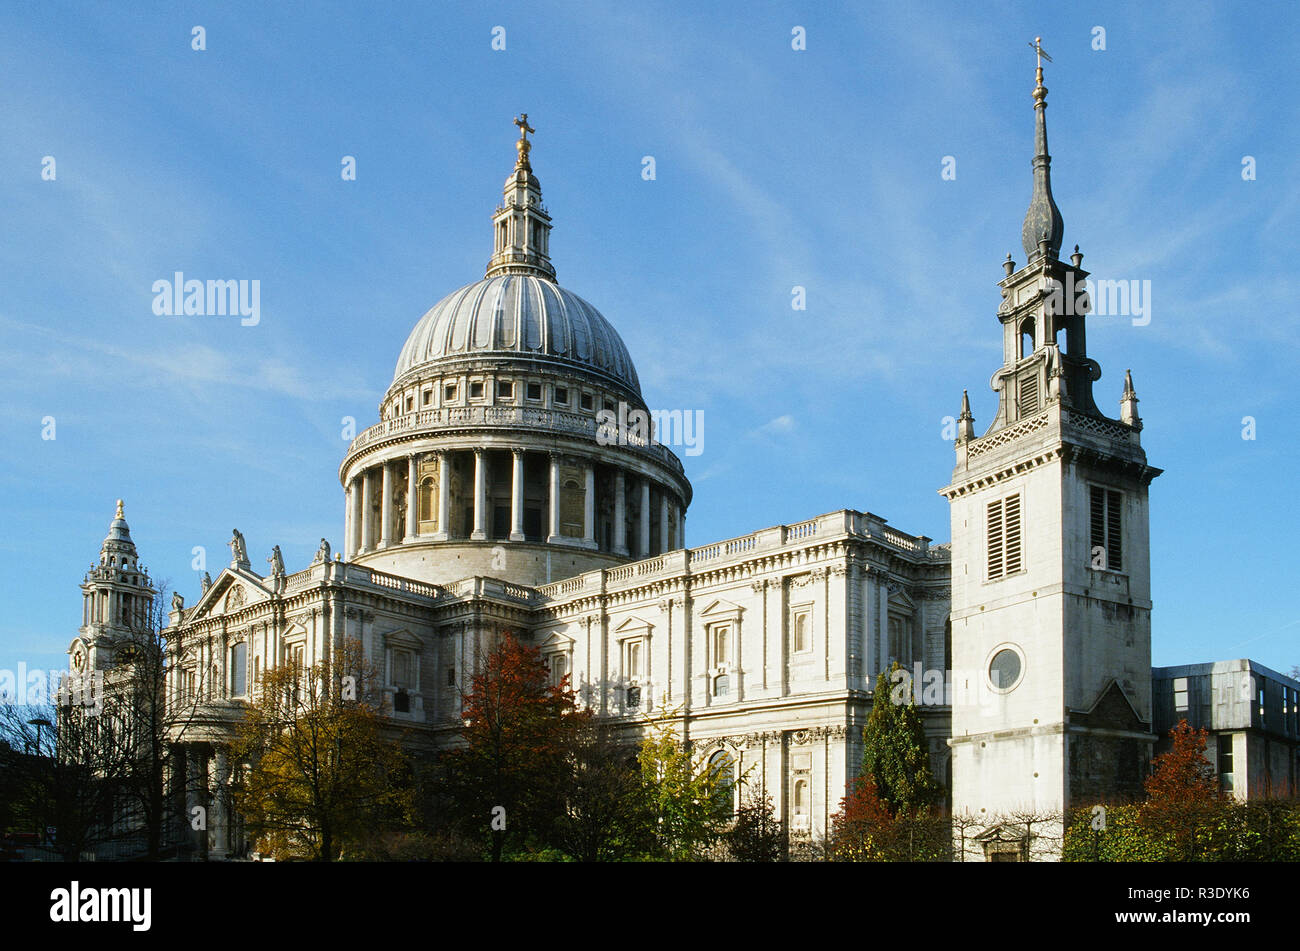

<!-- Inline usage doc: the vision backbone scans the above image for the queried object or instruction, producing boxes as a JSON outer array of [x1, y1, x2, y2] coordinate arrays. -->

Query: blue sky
[[1, 1, 1296, 677]]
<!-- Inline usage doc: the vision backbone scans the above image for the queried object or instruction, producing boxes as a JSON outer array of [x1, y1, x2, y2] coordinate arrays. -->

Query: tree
[[440, 632, 577, 861], [861, 664, 940, 815], [231, 638, 410, 861], [726, 787, 786, 862], [110, 581, 210, 858], [551, 713, 653, 861], [1144, 719, 1220, 805], [635, 715, 731, 861], [827, 775, 896, 861], [1138, 718, 1226, 860]]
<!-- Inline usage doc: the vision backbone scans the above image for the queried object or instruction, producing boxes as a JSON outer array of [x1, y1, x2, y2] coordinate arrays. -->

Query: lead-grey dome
[[393, 274, 641, 395]]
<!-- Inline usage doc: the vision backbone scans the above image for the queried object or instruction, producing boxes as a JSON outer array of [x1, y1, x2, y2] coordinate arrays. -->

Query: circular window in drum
[[988, 648, 1023, 691]]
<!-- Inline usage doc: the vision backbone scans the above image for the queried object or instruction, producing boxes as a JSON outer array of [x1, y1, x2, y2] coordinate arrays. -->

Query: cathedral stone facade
[[71, 68, 1174, 860]]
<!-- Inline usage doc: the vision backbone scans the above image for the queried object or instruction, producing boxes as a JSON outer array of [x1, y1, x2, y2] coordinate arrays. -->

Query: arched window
[[793, 779, 809, 817], [1018, 316, 1035, 358], [709, 750, 736, 816], [713, 674, 729, 697]]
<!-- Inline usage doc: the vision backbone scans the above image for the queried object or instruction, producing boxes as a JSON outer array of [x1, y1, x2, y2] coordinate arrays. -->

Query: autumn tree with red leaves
[[1139, 718, 1227, 860], [828, 776, 896, 861], [440, 633, 579, 861]]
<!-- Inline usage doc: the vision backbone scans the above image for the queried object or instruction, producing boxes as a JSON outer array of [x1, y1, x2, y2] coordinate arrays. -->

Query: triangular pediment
[[538, 630, 575, 649], [699, 598, 743, 619], [182, 566, 271, 624], [614, 615, 654, 636], [1072, 679, 1147, 731], [380, 627, 424, 649], [888, 587, 915, 610]]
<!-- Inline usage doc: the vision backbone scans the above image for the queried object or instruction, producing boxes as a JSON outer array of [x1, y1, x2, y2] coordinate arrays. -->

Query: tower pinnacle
[[486, 114, 556, 281], [1021, 37, 1064, 261]]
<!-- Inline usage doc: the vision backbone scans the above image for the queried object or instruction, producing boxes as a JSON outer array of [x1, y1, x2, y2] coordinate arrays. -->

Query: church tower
[[940, 43, 1162, 859], [69, 500, 156, 677]]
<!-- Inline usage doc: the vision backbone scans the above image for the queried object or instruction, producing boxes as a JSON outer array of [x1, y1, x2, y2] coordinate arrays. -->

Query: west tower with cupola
[[941, 44, 1162, 859], [69, 500, 156, 678]]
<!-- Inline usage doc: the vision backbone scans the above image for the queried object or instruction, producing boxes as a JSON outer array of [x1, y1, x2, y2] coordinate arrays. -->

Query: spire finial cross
[[514, 113, 535, 142]]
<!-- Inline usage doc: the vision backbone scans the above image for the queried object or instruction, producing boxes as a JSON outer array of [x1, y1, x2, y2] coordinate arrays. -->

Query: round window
[[988, 649, 1023, 691]]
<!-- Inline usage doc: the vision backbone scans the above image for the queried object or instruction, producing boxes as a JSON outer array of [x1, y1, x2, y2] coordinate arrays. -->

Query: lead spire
[[1020, 37, 1064, 261], [486, 113, 556, 281]]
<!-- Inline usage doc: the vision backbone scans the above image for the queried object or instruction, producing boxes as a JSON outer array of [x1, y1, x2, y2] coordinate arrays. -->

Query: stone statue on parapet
[[229, 529, 250, 569]]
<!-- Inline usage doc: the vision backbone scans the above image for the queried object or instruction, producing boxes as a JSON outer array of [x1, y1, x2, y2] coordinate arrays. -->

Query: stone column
[[360, 469, 374, 553], [185, 747, 205, 856], [209, 748, 230, 859], [547, 454, 561, 544], [678, 506, 686, 549], [380, 461, 394, 548], [510, 450, 526, 541], [435, 451, 451, 541], [404, 454, 418, 542], [614, 469, 628, 555], [583, 463, 596, 548], [343, 479, 354, 559], [471, 449, 487, 540], [349, 479, 362, 557], [639, 480, 651, 557], [660, 494, 670, 553]]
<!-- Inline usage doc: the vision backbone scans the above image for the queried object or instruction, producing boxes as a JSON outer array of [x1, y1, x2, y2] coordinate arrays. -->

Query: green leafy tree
[[726, 787, 786, 861], [551, 714, 653, 861], [636, 715, 729, 860]]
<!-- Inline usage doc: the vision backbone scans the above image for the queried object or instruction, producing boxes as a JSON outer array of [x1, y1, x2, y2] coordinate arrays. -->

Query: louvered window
[[987, 493, 1023, 580], [1089, 486, 1123, 571], [1018, 373, 1040, 416]]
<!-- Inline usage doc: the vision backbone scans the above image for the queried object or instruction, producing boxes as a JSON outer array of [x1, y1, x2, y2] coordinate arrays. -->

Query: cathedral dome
[[392, 274, 641, 395]]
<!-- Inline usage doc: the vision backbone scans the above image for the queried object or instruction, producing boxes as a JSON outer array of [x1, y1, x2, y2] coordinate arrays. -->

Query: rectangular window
[[422, 388, 432, 406], [444, 383, 458, 402], [392, 650, 412, 688], [469, 381, 485, 399], [1174, 677, 1189, 714], [554, 386, 568, 406], [1218, 740, 1234, 792], [986, 493, 1022, 580], [626, 640, 642, 679], [580, 393, 593, 411], [405, 395, 414, 412], [497, 380, 514, 399], [526, 382, 542, 401], [446, 666, 456, 687], [1090, 485, 1123, 572], [229, 642, 247, 696]]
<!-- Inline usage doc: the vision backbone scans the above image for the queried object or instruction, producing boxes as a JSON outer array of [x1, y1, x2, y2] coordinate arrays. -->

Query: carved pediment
[[182, 567, 272, 624]]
